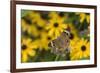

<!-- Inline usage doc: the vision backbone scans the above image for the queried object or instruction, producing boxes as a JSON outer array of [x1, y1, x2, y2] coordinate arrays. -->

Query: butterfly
[[49, 30, 71, 57]]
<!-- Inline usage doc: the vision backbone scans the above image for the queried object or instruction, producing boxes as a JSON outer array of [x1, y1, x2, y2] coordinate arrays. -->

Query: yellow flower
[[67, 23, 79, 42], [33, 32, 54, 50], [46, 18, 68, 38], [31, 12, 42, 24], [69, 37, 79, 49], [58, 12, 67, 20], [30, 13, 47, 37], [27, 11, 47, 26], [21, 19, 33, 34], [21, 11, 37, 34], [49, 12, 67, 21], [70, 38, 90, 60], [30, 20, 47, 37], [21, 38, 37, 62], [49, 12, 58, 19], [76, 13, 90, 24], [21, 11, 47, 37], [24, 11, 41, 24], [33, 21, 47, 38]]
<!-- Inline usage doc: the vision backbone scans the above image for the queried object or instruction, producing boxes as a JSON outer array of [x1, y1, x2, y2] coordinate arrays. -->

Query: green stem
[[79, 23, 82, 30], [55, 54, 60, 61]]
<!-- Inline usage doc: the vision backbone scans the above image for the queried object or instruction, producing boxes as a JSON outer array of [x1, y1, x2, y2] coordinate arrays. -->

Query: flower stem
[[79, 24, 82, 30], [55, 54, 60, 61]]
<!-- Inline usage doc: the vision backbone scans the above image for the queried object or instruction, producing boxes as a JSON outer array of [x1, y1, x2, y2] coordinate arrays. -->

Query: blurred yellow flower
[[67, 24, 79, 42], [33, 32, 54, 50], [21, 38, 37, 62], [46, 18, 68, 38], [58, 12, 67, 19], [49, 12, 58, 19], [49, 12, 67, 21], [35, 25, 47, 38], [21, 19, 33, 34], [69, 37, 79, 49], [27, 11, 47, 26], [22, 11, 47, 37], [70, 38, 90, 60], [77, 13, 90, 24], [26, 11, 41, 24], [31, 12, 42, 24]]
